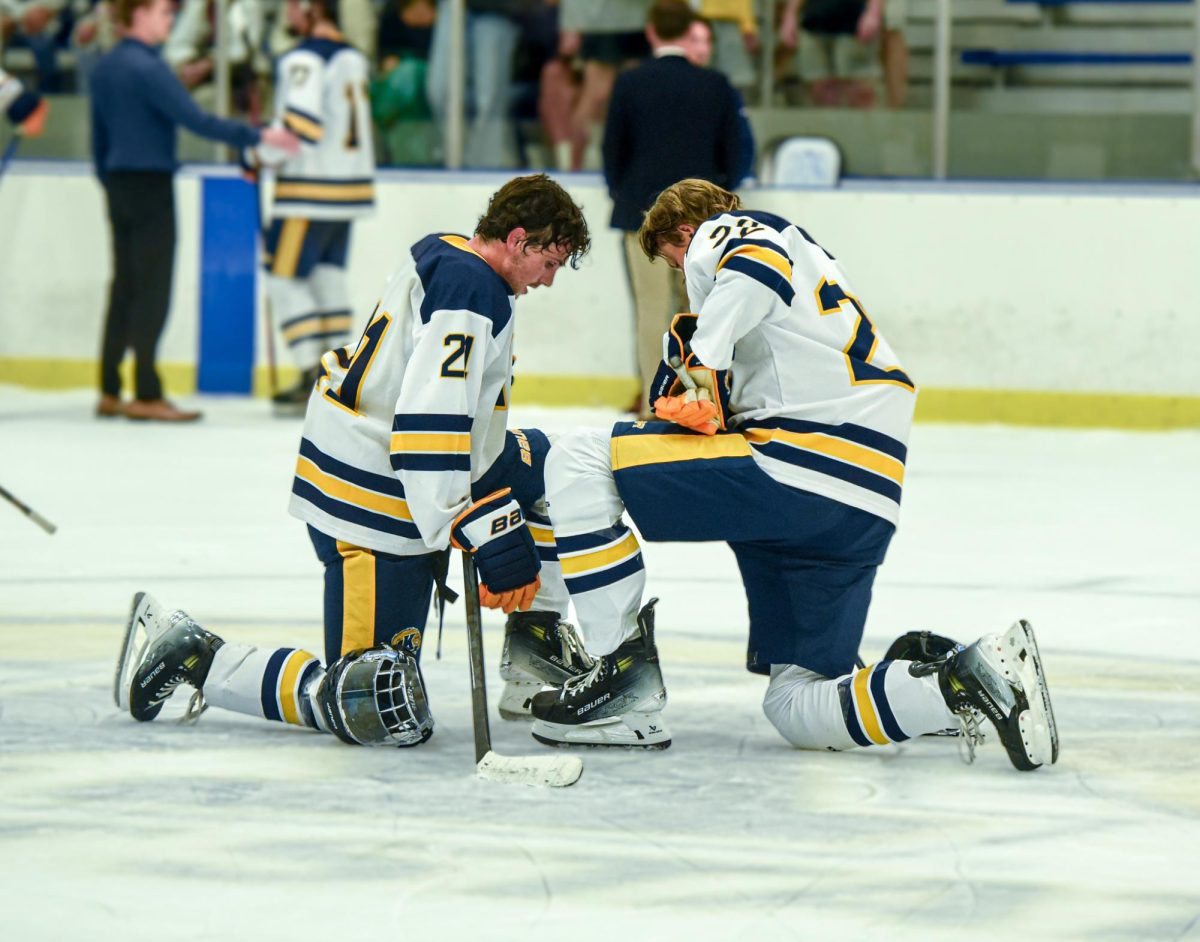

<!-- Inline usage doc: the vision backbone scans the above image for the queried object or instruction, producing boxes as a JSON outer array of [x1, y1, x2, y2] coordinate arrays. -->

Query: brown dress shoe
[[96, 394, 124, 418], [124, 399, 203, 422]]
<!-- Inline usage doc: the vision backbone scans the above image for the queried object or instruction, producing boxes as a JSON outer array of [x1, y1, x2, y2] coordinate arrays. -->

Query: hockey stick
[[461, 552, 583, 787], [0, 135, 20, 186], [0, 482, 56, 534]]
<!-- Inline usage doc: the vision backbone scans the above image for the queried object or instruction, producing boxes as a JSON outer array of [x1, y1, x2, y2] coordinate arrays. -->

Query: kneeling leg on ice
[[115, 591, 434, 746], [762, 620, 1059, 771]]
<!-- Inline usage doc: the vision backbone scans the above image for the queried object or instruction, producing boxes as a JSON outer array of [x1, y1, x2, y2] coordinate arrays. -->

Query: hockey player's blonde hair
[[638, 179, 741, 261]]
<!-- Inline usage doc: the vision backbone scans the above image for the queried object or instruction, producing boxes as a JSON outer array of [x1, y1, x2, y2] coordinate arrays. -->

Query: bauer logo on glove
[[450, 488, 542, 614]]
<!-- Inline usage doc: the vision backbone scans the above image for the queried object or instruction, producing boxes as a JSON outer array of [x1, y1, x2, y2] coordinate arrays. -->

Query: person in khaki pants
[[602, 0, 740, 416]]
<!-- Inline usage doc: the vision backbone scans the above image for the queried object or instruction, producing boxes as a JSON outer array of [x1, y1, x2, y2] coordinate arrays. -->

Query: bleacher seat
[[758, 136, 842, 187]]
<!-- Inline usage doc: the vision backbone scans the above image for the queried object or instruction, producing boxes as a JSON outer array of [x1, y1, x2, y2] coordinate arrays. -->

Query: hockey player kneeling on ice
[[112, 175, 596, 744], [531, 179, 1058, 770]]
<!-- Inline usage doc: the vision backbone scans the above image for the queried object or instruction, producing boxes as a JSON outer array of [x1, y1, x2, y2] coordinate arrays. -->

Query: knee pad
[[761, 664, 857, 751], [314, 644, 434, 747]]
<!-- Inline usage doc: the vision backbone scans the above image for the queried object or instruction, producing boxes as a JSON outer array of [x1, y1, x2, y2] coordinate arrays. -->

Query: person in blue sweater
[[90, 0, 299, 422]]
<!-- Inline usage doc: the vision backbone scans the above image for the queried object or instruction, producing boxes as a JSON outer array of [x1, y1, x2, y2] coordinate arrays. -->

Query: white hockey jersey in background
[[288, 235, 517, 554], [270, 36, 375, 219], [684, 210, 917, 524]]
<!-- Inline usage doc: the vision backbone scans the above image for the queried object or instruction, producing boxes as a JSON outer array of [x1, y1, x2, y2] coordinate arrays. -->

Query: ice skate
[[115, 591, 224, 722], [938, 619, 1059, 771], [271, 366, 320, 417], [529, 599, 670, 748], [497, 611, 593, 720]]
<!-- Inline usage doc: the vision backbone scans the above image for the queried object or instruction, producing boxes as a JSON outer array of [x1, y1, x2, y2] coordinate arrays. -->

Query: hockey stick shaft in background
[[0, 483, 56, 534], [0, 135, 20, 185]]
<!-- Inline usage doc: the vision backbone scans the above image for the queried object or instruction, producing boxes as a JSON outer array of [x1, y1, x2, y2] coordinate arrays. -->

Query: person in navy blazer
[[602, 0, 742, 415]]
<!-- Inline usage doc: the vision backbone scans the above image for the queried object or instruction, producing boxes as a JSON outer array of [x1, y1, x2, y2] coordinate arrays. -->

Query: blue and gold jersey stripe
[[611, 429, 753, 472], [740, 419, 906, 504], [717, 238, 794, 282], [528, 521, 558, 563], [838, 661, 909, 747], [260, 647, 321, 727], [281, 309, 353, 346], [292, 437, 420, 539], [557, 525, 643, 594], [717, 248, 796, 306], [283, 106, 323, 142], [275, 177, 375, 207], [390, 412, 472, 473]]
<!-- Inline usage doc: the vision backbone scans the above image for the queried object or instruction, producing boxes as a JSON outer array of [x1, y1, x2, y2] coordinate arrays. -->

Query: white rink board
[[2, 167, 1199, 396], [1, 388, 1198, 941]]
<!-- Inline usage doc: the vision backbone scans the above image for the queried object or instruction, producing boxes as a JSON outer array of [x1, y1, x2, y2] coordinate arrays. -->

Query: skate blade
[[530, 713, 671, 749], [114, 591, 153, 711], [497, 680, 543, 721], [476, 750, 582, 787], [1007, 620, 1059, 767]]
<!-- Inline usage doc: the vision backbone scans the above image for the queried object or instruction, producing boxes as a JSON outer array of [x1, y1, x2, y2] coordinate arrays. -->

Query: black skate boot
[[271, 365, 321, 417], [498, 611, 593, 720], [529, 598, 670, 748], [116, 592, 224, 722], [935, 619, 1059, 771]]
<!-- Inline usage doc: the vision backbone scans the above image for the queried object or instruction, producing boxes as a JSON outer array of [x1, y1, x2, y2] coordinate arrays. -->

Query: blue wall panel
[[198, 176, 257, 394]]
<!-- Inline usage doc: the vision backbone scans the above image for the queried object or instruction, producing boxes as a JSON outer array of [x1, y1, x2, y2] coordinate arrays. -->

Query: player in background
[[251, 0, 376, 416], [531, 179, 1058, 769], [0, 65, 47, 136], [115, 175, 596, 748]]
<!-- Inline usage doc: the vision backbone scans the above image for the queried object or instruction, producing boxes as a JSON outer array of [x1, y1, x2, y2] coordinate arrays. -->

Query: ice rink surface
[[1, 387, 1198, 941]]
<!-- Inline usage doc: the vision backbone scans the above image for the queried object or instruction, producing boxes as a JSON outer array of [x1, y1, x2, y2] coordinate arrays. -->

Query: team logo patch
[[390, 627, 422, 656], [290, 64, 311, 86]]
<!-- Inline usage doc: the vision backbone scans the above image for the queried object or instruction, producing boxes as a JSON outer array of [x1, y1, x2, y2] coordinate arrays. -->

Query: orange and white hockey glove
[[653, 392, 719, 435]]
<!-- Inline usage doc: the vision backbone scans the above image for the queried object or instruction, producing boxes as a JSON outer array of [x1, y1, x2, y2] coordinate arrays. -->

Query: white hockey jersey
[[269, 36, 374, 220], [683, 210, 916, 524], [288, 234, 517, 555]]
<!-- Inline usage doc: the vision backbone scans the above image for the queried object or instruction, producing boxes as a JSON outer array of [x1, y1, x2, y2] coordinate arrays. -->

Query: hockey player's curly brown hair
[[638, 179, 741, 262], [475, 174, 591, 269]]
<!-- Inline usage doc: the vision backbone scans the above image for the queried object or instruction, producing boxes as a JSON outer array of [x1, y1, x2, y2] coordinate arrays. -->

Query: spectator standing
[[70, 0, 117, 94], [682, 13, 755, 186], [373, 0, 436, 165], [90, 0, 299, 421], [780, 0, 883, 108], [694, 0, 758, 100], [162, 0, 269, 118], [425, 0, 524, 168], [0, 0, 65, 90], [559, 0, 650, 171], [881, 0, 907, 108], [603, 0, 740, 415], [535, 0, 584, 172]]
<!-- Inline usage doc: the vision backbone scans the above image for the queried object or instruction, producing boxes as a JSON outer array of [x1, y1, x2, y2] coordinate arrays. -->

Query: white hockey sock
[[763, 661, 956, 751], [203, 643, 323, 729], [556, 524, 644, 656], [544, 428, 641, 655]]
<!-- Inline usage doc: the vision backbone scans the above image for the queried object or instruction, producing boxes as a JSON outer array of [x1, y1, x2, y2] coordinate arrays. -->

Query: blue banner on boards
[[198, 176, 258, 394]]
